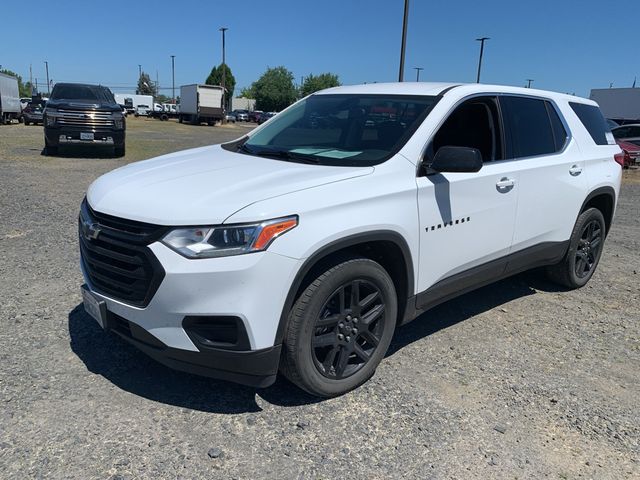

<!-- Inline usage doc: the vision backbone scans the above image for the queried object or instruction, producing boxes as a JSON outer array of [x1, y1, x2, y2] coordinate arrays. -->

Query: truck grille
[[59, 109, 114, 127], [79, 199, 167, 307]]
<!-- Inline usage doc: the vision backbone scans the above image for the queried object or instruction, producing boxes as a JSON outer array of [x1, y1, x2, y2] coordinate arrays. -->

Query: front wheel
[[546, 207, 606, 289], [281, 257, 397, 397]]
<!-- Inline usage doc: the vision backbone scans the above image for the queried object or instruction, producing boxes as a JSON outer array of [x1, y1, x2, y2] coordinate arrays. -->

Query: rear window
[[501, 96, 556, 158], [569, 102, 610, 145]]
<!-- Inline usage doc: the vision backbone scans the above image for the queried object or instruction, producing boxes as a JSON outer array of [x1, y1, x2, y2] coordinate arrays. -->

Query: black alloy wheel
[[574, 219, 602, 278], [311, 279, 386, 379], [546, 207, 606, 289], [281, 257, 397, 397]]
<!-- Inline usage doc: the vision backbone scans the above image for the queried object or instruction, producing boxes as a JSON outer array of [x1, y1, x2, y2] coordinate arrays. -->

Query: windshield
[[242, 94, 437, 165], [50, 84, 115, 102]]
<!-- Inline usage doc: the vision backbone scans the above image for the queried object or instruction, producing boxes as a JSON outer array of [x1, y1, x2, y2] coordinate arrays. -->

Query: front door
[[415, 96, 519, 309]]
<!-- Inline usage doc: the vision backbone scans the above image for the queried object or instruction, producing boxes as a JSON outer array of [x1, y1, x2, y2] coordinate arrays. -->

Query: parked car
[[20, 97, 31, 110], [134, 105, 151, 117], [44, 82, 126, 156], [257, 111, 276, 124], [611, 124, 640, 147], [248, 110, 263, 122], [22, 101, 45, 125], [616, 140, 640, 168], [79, 82, 621, 397], [225, 113, 236, 123], [232, 110, 249, 121]]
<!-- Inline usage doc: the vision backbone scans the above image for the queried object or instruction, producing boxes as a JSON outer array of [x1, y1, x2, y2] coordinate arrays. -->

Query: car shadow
[[41, 146, 119, 158], [68, 270, 566, 412], [68, 305, 321, 413], [387, 270, 567, 357]]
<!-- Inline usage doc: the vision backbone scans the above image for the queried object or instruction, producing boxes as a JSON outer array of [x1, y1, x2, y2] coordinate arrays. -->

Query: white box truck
[[0, 72, 21, 124], [179, 84, 223, 126]]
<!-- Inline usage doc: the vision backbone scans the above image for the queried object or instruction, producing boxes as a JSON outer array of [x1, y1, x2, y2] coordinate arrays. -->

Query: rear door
[[415, 96, 520, 308], [501, 95, 586, 257]]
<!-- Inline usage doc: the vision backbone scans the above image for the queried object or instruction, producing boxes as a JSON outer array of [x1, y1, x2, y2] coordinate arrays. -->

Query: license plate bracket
[[81, 285, 108, 330]]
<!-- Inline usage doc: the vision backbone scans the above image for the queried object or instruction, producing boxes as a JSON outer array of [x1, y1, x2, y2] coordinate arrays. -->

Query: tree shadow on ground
[[68, 270, 566, 413]]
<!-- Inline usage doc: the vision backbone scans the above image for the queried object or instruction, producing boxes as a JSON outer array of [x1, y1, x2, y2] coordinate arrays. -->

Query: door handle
[[569, 165, 582, 176], [496, 177, 515, 192]]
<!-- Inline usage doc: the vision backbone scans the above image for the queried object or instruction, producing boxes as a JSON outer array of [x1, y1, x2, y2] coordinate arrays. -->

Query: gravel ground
[[0, 119, 638, 479]]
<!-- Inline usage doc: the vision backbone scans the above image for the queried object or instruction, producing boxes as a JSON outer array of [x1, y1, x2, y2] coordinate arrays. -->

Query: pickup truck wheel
[[45, 144, 58, 156], [546, 207, 606, 289], [24, 120, 30, 126], [114, 145, 125, 157], [281, 257, 397, 397]]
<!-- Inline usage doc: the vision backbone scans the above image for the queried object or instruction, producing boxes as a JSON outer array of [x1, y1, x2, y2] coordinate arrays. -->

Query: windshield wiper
[[238, 145, 319, 164]]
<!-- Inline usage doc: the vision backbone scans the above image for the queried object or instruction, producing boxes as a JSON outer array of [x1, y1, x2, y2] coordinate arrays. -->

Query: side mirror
[[425, 146, 483, 175]]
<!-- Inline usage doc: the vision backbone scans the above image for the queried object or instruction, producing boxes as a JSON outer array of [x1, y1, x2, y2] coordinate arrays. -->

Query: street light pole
[[413, 67, 424, 81], [220, 27, 228, 123], [171, 55, 176, 104], [398, 0, 410, 82], [526, 79, 534, 88], [475, 37, 490, 83], [44, 61, 50, 95]]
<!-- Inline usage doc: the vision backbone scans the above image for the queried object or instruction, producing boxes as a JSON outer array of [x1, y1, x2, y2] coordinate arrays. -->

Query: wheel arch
[[274, 231, 415, 346], [580, 186, 616, 235]]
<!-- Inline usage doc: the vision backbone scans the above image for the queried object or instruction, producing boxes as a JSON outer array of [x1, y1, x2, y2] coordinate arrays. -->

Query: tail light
[[614, 151, 628, 168]]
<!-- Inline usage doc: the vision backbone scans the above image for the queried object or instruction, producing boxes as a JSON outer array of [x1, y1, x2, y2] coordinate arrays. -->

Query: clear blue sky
[[2, 0, 638, 97]]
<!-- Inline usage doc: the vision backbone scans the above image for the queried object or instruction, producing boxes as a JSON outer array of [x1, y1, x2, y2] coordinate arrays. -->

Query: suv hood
[[87, 145, 374, 225]]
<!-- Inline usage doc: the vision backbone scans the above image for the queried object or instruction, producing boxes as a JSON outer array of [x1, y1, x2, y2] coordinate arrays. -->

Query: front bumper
[[105, 308, 281, 387], [81, 241, 301, 386], [45, 126, 125, 147]]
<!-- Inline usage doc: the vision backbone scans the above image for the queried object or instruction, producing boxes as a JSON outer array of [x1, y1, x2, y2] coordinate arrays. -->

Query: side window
[[546, 101, 568, 151], [500, 96, 556, 158], [569, 102, 610, 145], [430, 96, 502, 162]]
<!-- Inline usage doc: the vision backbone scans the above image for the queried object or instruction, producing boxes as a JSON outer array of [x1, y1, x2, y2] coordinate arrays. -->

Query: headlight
[[45, 108, 58, 126], [113, 113, 124, 129], [162, 216, 298, 258]]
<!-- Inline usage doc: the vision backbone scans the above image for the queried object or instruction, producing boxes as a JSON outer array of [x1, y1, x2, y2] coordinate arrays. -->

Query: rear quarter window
[[569, 102, 610, 145]]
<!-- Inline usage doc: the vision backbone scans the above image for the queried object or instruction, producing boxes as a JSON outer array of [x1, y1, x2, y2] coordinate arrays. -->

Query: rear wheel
[[281, 257, 397, 397], [24, 120, 30, 126], [546, 208, 606, 289]]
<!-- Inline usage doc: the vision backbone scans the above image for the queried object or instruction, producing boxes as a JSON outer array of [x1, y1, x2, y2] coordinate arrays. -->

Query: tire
[[114, 144, 125, 157], [281, 257, 397, 397], [24, 120, 30, 126], [178, 115, 183, 123], [546, 207, 606, 289], [207, 120, 215, 126], [45, 144, 58, 156]]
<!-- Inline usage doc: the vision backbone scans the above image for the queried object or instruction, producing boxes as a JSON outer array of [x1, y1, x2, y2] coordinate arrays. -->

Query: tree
[[300, 73, 340, 97], [238, 86, 255, 99], [252, 66, 297, 112], [206, 63, 236, 110], [0, 69, 32, 97], [136, 72, 157, 96]]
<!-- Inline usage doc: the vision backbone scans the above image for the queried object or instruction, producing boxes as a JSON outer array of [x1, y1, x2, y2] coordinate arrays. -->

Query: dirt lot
[[0, 118, 638, 479]]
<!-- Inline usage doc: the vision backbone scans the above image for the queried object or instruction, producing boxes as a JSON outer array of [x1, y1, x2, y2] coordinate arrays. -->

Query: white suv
[[79, 82, 622, 397]]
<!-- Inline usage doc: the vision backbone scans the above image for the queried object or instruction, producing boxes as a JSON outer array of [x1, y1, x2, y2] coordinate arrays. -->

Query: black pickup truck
[[43, 83, 126, 156]]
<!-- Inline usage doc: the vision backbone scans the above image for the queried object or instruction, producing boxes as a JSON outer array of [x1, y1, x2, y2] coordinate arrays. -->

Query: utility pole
[[138, 64, 142, 78], [29, 64, 33, 96], [475, 37, 490, 83], [398, 0, 410, 81], [220, 27, 228, 122], [156, 70, 159, 97], [171, 55, 176, 103], [44, 61, 50, 95], [526, 79, 534, 88], [413, 67, 424, 81]]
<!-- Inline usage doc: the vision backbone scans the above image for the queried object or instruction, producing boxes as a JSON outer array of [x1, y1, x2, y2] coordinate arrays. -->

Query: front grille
[[79, 200, 167, 307], [59, 109, 114, 127]]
